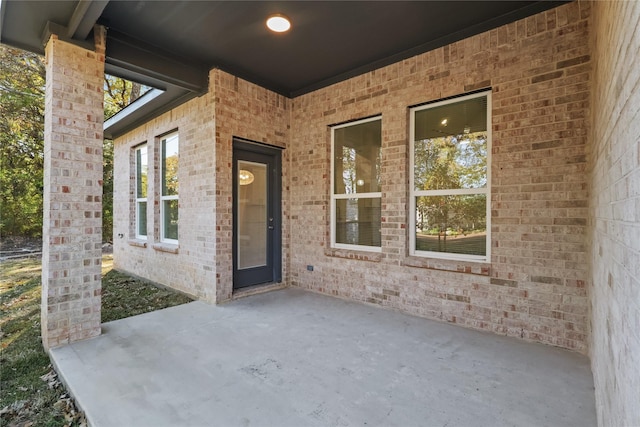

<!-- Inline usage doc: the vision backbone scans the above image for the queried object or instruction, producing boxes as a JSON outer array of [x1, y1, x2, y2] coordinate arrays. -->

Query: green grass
[[1, 255, 192, 427], [101, 269, 192, 323]]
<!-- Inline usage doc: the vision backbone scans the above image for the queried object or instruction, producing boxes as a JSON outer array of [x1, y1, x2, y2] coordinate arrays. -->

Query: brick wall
[[589, 1, 640, 425], [113, 69, 290, 302], [113, 2, 592, 352], [211, 71, 290, 301], [41, 30, 105, 349], [289, 1, 591, 352], [113, 80, 218, 301]]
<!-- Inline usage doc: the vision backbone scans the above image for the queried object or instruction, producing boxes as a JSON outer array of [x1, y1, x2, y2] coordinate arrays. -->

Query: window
[[410, 91, 491, 262], [161, 132, 179, 243], [331, 117, 382, 251], [135, 145, 148, 239]]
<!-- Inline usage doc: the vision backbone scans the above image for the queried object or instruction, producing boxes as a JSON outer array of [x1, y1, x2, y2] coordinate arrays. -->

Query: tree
[[1, 43, 146, 241], [0, 45, 45, 237], [104, 74, 143, 119], [102, 138, 114, 240], [414, 132, 487, 250], [102, 75, 145, 241]]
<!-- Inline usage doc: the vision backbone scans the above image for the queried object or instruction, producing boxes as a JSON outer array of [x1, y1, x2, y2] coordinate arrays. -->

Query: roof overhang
[[0, 0, 568, 139]]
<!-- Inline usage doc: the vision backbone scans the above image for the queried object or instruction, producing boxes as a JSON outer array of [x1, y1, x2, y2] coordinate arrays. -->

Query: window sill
[[152, 242, 179, 254], [325, 247, 382, 262], [127, 239, 147, 248], [402, 256, 490, 276]]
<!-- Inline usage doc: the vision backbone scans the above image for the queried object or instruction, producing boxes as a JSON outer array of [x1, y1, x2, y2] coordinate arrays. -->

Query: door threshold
[[232, 282, 288, 300]]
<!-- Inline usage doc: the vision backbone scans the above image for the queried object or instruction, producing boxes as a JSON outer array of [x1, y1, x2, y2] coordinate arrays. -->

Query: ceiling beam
[[67, 0, 110, 40], [105, 30, 208, 94], [40, 0, 109, 49], [41, 20, 93, 50]]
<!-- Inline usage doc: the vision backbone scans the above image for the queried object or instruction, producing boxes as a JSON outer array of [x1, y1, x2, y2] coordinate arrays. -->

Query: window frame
[[160, 132, 179, 244], [330, 116, 382, 253], [409, 91, 492, 262], [134, 144, 148, 240]]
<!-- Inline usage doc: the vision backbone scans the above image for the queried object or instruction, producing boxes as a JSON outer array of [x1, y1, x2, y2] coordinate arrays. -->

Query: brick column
[[41, 28, 105, 349]]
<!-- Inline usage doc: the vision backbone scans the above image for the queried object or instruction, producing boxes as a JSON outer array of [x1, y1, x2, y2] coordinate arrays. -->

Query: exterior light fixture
[[266, 14, 291, 33], [440, 118, 448, 126], [356, 179, 365, 186], [239, 170, 254, 186]]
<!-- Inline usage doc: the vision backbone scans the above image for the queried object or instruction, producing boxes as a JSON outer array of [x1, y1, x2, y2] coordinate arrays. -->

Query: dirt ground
[[0, 236, 112, 262], [0, 236, 42, 262], [0, 235, 42, 252]]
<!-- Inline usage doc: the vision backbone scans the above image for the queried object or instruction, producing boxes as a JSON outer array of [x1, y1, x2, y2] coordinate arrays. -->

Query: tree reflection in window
[[411, 92, 490, 259], [161, 133, 179, 242], [332, 117, 382, 249]]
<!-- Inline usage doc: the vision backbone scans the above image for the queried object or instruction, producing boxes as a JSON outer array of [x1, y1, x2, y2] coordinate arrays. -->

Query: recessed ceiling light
[[266, 14, 291, 33]]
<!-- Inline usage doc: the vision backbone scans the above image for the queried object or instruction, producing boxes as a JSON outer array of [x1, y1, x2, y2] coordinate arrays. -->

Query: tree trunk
[[131, 82, 141, 103]]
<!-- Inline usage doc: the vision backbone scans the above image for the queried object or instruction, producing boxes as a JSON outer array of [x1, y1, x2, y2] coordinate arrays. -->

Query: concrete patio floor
[[50, 288, 596, 427]]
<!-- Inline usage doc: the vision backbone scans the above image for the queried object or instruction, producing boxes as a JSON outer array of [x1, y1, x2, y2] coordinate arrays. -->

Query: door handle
[[268, 218, 274, 230]]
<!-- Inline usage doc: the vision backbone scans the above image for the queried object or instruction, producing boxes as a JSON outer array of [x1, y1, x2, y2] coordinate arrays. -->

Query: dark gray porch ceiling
[[0, 0, 566, 138]]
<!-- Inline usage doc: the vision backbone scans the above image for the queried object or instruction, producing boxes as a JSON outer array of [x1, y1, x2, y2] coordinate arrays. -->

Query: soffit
[[0, 0, 567, 138]]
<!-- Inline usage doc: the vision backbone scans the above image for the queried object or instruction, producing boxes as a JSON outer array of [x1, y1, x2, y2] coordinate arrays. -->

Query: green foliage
[[414, 132, 487, 240], [0, 42, 149, 241], [102, 139, 114, 241], [104, 74, 148, 119], [0, 45, 45, 237], [414, 133, 487, 191], [101, 75, 148, 241], [163, 152, 179, 196]]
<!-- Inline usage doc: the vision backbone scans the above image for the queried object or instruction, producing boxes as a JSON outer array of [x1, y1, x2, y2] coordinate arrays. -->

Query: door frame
[[232, 138, 282, 289]]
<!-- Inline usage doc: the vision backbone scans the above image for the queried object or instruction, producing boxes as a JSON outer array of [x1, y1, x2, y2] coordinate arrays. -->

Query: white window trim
[[409, 91, 492, 262], [160, 132, 179, 245], [330, 116, 382, 253], [135, 144, 147, 240]]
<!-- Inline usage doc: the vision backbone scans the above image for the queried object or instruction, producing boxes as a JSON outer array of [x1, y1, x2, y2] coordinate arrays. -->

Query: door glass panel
[[238, 161, 267, 269]]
